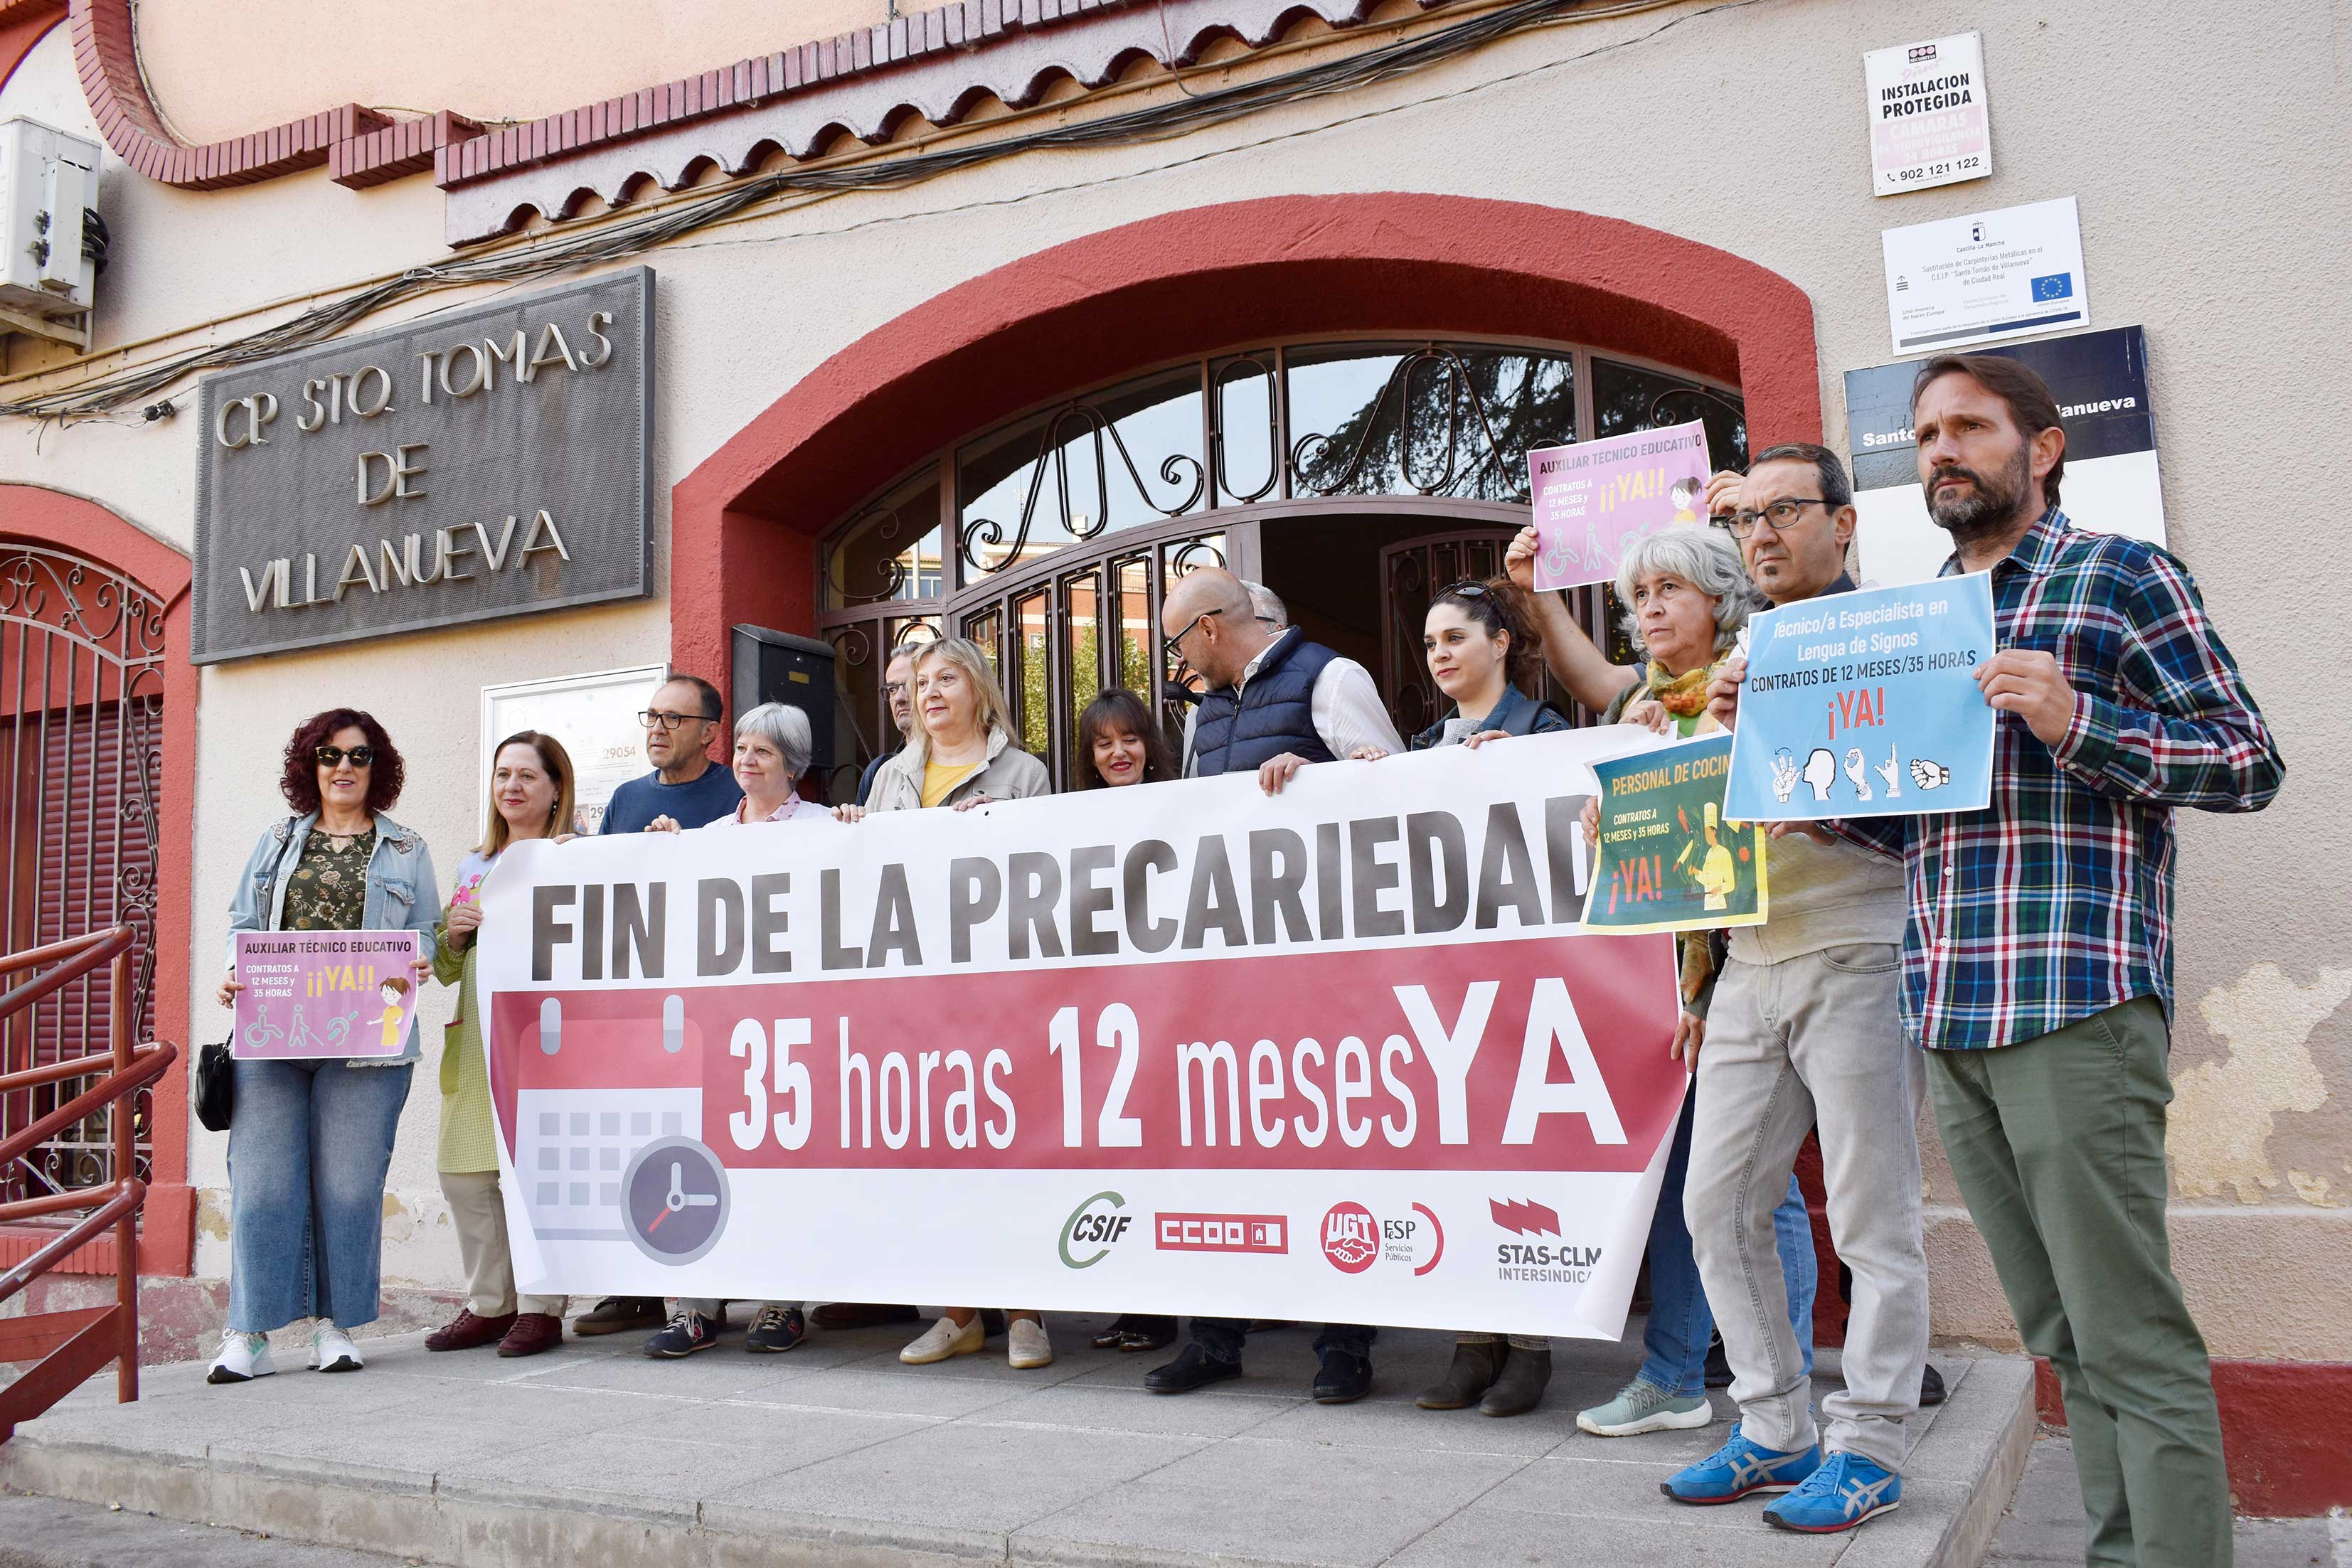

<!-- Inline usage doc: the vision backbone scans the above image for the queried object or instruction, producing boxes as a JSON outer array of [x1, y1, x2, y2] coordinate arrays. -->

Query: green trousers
[[1928, 996, 2230, 1568]]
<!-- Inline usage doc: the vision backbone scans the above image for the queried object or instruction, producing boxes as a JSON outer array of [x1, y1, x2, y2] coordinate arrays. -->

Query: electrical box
[[0, 117, 100, 350], [730, 623, 839, 796]]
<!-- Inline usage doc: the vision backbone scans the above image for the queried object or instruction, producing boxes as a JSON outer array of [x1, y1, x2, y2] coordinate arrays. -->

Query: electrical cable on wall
[[0, 0, 1765, 422]]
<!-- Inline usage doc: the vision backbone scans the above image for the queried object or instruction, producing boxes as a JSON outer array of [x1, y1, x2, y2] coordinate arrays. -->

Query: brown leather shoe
[[811, 1303, 920, 1330], [497, 1313, 564, 1358], [426, 1309, 515, 1352]]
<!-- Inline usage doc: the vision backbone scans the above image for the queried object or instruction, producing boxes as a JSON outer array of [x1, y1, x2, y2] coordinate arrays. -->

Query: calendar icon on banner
[[499, 993, 706, 1246]]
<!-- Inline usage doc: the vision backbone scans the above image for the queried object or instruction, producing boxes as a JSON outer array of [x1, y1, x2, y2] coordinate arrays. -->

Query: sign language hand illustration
[[1802, 747, 1839, 802], [1910, 757, 1952, 790], [1876, 741, 1902, 799], [1771, 748, 1802, 803], [1844, 747, 1873, 801]]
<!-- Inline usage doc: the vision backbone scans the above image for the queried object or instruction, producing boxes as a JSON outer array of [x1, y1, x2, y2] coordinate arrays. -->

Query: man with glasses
[[1147, 566, 1405, 1404], [569, 673, 743, 1340], [1648, 444, 1927, 1535], [594, 676, 744, 837], [854, 647, 922, 808]]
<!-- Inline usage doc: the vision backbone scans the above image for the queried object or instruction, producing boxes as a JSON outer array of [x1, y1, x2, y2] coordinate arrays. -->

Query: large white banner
[[474, 729, 1688, 1340]]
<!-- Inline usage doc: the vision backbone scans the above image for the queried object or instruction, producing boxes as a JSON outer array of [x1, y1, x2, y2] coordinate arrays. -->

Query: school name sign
[[474, 732, 1690, 1338], [191, 270, 653, 662]]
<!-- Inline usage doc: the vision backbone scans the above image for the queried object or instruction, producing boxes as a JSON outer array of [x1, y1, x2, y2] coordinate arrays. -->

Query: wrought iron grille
[[0, 544, 164, 1207]]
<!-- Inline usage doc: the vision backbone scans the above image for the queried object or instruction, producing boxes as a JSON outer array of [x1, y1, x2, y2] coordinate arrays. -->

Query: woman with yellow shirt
[[835, 636, 1051, 1368]]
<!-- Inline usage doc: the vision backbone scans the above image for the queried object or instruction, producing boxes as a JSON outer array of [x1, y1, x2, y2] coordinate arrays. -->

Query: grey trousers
[[440, 1170, 565, 1318], [1684, 944, 1930, 1469]]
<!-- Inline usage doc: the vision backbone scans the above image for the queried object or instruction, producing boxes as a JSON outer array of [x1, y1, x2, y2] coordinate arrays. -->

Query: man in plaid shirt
[[1722, 355, 2280, 1567]]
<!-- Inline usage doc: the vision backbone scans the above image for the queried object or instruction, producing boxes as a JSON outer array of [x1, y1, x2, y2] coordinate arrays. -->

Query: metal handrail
[[0, 924, 164, 1429]]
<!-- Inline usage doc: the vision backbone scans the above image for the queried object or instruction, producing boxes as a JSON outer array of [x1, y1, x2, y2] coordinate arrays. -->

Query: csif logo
[[1059, 1190, 1134, 1269]]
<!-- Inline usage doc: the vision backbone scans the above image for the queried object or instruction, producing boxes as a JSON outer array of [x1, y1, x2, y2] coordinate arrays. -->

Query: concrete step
[[0, 1319, 2037, 1567], [0, 1490, 410, 1568]]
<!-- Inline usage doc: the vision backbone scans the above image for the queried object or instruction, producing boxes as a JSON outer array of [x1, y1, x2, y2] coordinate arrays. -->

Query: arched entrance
[[670, 193, 1824, 709], [0, 488, 195, 1276], [809, 335, 1750, 791]]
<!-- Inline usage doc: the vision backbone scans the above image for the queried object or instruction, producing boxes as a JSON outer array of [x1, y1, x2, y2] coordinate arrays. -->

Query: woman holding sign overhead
[[835, 637, 1055, 1370], [209, 710, 439, 1387], [423, 730, 578, 1361]]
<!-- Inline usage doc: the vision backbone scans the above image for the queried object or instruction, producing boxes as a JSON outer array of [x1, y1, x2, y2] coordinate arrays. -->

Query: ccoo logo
[[1321, 1202, 1378, 1274]]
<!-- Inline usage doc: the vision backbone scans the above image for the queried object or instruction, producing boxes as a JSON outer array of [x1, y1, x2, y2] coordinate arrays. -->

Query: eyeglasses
[[1726, 498, 1831, 539], [1161, 606, 1225, 670], [637, 709, 717, 731], [315, 745, 375, 767], [1437, 580, 1492, 599]]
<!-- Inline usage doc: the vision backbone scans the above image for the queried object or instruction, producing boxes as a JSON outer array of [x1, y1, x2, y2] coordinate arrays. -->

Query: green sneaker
[[1577, 1378, 1715, 1437]]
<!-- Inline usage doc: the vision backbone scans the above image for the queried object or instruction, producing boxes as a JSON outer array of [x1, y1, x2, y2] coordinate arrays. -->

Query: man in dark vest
[[1149, 567, 1406, 1403]]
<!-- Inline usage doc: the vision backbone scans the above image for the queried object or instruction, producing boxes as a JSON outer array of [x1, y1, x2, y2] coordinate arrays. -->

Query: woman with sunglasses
[[210, 710, 440, 1385]]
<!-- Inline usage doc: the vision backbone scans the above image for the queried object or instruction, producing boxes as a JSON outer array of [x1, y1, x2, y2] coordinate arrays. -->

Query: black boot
[[1479, 1342, 1550, 1417], [1416, 1338, 1506, 1410]]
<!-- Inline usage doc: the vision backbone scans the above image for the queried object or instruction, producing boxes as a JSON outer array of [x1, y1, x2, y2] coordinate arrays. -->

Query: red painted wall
[[0, 486, 195, 1277]]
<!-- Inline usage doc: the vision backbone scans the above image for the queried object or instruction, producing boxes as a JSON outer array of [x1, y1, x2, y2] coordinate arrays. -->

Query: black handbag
[[195, 1039, 234, 1131]]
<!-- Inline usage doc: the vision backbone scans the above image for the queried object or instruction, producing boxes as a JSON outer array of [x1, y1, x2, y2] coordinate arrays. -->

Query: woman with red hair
[[208, 709, 440, 1386]]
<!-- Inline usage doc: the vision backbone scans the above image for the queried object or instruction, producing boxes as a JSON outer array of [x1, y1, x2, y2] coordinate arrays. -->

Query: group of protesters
[[203, 353, 2279, 1557]]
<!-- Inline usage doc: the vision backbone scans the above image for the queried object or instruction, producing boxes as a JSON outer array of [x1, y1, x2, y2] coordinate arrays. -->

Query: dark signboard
[[192, 269, 653, 663], [1843, 323, 2154, 494]]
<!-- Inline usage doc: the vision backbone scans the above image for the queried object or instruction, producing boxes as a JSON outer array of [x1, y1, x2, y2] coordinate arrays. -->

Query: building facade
[[0, 0, 2341, 1511]]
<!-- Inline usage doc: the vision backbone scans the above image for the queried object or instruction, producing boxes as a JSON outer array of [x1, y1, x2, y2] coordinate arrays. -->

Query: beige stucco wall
[[2, 0, 2346, 1357], [134, 1, 890, 146]]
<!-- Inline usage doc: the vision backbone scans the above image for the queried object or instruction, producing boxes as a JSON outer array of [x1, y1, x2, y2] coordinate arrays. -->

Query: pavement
[[0, 1313, 2038, 1567]]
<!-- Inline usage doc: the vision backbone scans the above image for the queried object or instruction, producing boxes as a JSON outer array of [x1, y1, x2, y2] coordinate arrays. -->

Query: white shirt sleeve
[[1312, 657, 1406, 759]]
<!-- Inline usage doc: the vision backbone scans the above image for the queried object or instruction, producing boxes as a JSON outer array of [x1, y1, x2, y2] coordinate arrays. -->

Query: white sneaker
[[312, 1323, 363, 1372], [1007, 1317, 1054, 1370], [899, 1314, 984, 1365], [206, 1330, 275, 1385]]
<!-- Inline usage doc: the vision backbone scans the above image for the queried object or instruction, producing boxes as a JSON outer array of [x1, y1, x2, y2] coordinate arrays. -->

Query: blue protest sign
[[1723, 575, 1995, 821]]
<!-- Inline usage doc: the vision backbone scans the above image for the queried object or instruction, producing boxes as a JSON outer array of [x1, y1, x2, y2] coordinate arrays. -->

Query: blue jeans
[[226, 1058, 412, 1333], [1639, 1092, 1815, 1398]]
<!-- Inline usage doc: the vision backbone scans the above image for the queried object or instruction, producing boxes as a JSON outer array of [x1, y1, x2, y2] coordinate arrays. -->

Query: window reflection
[[826, 464, 942, 609], [1287, 343, 1573, 502], [1590, 358, 1748, 471], [957, 369, 1206, 579]]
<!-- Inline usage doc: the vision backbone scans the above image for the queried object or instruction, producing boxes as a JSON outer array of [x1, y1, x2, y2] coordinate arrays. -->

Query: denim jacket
[[225, 811, 441, 1066]]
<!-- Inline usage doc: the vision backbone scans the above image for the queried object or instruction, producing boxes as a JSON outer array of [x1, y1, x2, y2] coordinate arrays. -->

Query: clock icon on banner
[[619, 1136, 732, 1266]]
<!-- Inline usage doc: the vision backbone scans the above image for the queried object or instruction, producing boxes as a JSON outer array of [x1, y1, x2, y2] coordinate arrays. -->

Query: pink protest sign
[[233, 930, 424, 1059], [1527, 421, 1714, 591]]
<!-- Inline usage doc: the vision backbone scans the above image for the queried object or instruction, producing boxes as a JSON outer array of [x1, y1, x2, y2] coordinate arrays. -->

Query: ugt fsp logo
[[1060, 1190, 1134, 1269], [1321, 1202, 1379, 1274]]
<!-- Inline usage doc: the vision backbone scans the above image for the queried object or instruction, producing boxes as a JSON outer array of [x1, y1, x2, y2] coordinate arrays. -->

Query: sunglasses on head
[[1438, 580, 1492, 599], [316, 745, 375, 767]]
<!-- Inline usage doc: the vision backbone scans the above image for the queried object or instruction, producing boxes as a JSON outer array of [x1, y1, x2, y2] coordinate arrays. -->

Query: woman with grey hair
[[1502, 504, 1753, 728], [643, 700, 834, 1358], [1597, 526, 1752, 736]]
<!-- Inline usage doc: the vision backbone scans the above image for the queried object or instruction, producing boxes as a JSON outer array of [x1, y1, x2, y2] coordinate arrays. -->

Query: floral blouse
[[277, 826, 376, 932]]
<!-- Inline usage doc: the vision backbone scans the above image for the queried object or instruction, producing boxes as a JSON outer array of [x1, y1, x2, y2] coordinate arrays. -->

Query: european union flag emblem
[[2031, 272, 2075, 302]]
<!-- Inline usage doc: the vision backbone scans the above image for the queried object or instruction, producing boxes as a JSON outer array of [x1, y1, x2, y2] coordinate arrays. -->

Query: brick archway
[[669, 192, 1822, 681], [0, 485, 195, 1276]]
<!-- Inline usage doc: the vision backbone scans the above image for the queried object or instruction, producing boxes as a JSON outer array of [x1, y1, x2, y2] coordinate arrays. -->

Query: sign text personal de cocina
[[191, 270, 653, 663]]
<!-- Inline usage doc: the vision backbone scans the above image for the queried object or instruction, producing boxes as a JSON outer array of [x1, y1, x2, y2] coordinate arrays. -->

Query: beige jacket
[[864, 725, 1049, 813]]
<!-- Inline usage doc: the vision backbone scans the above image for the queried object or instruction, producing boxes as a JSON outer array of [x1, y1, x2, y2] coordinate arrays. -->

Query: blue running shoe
[[1762, 1451, 1902, 1532], [1660, 1426, 1821, 1504]]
